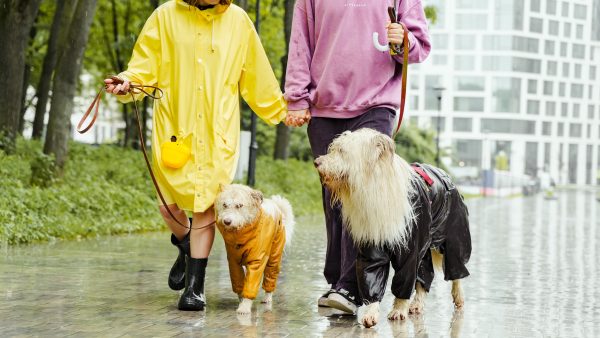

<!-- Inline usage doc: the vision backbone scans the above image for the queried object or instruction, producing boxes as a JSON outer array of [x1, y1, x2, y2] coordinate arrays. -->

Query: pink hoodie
[[284, 0, 431, 118]]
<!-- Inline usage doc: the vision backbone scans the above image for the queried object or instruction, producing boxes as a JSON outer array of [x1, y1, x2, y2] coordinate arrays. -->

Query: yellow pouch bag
[[161, 135, 191, 169]]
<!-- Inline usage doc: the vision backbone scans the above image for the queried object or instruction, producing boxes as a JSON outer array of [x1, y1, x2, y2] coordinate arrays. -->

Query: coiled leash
[[77, 76, 216, 230], [387, 6, 410, 138]]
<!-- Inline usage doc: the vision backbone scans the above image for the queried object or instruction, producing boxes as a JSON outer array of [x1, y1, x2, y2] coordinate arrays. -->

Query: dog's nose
[[314, 157, 322, 168], [223, 218, 232, 226]]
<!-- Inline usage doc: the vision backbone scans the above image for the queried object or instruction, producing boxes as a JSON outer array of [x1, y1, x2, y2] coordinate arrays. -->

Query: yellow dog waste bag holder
[[161, 136, 191, 169]]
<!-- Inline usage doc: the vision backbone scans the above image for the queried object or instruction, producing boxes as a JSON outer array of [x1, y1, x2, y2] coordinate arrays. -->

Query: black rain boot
[[178, 257, 208, 311], [168, 218, 191, 290]]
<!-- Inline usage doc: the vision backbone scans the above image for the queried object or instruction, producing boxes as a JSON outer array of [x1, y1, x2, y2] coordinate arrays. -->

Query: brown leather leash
[[77, 76, 216, 231], [387, 6, 410, 138]]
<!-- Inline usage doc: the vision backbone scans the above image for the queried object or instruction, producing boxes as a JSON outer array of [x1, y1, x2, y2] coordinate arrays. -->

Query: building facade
[[409, 0, 600, 185]]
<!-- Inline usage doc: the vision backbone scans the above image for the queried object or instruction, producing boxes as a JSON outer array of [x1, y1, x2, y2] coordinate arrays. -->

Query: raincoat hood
[[178, 0, 232, 18]]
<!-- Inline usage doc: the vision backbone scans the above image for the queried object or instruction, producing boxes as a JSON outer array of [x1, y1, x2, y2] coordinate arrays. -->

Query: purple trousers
[[307, 107, 395, 299]]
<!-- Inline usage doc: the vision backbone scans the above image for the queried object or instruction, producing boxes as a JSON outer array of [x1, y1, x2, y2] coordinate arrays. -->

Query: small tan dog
[[214, 184, 294, 315]]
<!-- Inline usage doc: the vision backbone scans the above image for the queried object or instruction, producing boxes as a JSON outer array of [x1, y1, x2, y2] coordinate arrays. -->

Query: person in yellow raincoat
[[105, 0, 297, 311]]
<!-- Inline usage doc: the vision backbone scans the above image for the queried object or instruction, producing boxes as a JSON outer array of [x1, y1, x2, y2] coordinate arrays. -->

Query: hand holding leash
[[104, 76, 131, 95]]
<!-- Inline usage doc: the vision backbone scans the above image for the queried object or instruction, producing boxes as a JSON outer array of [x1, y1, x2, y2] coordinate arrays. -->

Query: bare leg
[[451, 279, 464, 308], [409, 282, 427, 314], [159, 204, 190, 240], [190, 206, 215, 259]]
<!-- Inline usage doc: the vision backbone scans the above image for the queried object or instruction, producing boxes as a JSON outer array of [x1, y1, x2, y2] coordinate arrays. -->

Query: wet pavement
[[1, 189, 600, 337]]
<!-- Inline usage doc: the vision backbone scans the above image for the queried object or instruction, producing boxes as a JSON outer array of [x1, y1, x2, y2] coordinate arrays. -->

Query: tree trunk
[[18, 64, 32, 135], [44, 0, 98, 173], [273, 0, 295, 160], [0, 0, 43, 153], [32, 0, 70, 140]]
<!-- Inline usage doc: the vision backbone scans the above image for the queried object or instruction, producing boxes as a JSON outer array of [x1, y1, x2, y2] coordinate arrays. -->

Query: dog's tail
[[271, 195, 295, 250]]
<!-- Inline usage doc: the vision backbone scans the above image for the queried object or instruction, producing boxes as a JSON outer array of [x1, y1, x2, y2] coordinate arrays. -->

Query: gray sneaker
[[327, 288, 358, 314], [318, 289, 335, 307]]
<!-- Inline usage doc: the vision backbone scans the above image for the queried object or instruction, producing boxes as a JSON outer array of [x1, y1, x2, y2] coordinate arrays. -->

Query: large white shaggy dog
[[214, 184, 295, 315], [314, 128, 471, 328]]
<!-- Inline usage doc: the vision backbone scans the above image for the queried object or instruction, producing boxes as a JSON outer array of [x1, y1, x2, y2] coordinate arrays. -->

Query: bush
[[0, 139, 323, 246]]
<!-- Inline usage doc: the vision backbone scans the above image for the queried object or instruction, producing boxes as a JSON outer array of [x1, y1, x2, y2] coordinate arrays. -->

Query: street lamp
[[247, 0, 261, 187], [433, 86, 446, 167]]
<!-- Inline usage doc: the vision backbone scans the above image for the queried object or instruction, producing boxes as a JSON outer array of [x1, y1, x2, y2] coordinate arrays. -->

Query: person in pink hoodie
[[284, 0, 431, 314]]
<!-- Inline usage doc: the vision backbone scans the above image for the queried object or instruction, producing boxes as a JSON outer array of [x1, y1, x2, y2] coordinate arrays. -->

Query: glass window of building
[[548, 20, 559, 35], [590, 66, 597, 80], [560, 42, 568, 57], [456, 14, 488, 30], [547, 61, 557, 75], [455, 76, 485, 91], [571, 84, 584, 98], [455, 35, 476, 50], [547, 0, 557, 14], [480, 118, 535, 134], [425, 75, 442, 110], [586, 144, 593, 184], [454, 97, 485, 112], [574, 4, 587, 19], [569, 123, 582, 138], [561, 1, 569, 16], [576, 24, 584, 39], [432, 55, 448, 65], [494, 0, 524, 30], [562, 62, 570, 77], [543, 81, 553, 95], [589, 85, 594, 100], [545, 40, 555, 55], [544, 143, 551, 170], [453, 118, 472, 132], [572, 44, 585, 59], [573, 103, 580, 118], [457, 0, 488, 9], [561, 102, 568, 116], [528, 79, 537, 94], [410, 95, 420, 110], [492, 77, 521, 113], [432, 34, 449, 49], [455, 55, 476, 71], [431, 116, 446, 132], [574, 64, 582, 79], [563, 22, 571, 38], [542, 122, 552, 136], [525, 142, 538, 176], [568, 144, 578, 184], [557, 122, 564, 136], [530, 18, 543, 33], [453, 139, 482, 167], [588, 105, 595, 119], [527, 100, 540, 115], [546, 101, 556, 116], [559, 83, 566, 97], [530, 0, 540, 12]]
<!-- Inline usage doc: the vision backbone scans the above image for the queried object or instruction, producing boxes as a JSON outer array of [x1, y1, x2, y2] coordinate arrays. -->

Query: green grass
[[0, 139, 322, 246]]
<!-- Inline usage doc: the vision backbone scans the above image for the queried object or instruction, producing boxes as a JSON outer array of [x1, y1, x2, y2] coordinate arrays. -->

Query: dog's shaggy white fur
[[316, 128, 419, 248], [215, 184, 294, 315]]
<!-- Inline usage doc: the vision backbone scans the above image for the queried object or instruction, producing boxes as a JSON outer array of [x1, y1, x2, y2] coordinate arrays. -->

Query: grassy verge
[[0, 140, 323, 246]]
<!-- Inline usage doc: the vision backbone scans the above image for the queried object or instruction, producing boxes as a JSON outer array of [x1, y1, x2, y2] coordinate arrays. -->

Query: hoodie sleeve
[[117, 10, 161, 103], [393, 0, 431, 64], [283, 0, 314, 111], [239, 17, 287, 125]]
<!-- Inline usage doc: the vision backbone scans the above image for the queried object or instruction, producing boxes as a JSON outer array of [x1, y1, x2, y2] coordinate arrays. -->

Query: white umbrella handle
[[372, 32, 390, 52]]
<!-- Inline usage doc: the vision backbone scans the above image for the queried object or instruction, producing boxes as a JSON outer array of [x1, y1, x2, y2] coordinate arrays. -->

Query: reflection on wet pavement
[[1, 190, 599, 337]]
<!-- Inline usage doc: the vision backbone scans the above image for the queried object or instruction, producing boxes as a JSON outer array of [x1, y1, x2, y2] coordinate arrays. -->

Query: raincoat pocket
[[161, 136, 191, 169]]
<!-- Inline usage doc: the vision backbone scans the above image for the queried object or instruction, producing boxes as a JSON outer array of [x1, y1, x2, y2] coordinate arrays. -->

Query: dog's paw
[[409, 301, 423, 314], [451, 280, 464, 309], [453, 295, 464, 309], [358, 302, 380, 328], [261, 292, 273, 304], [236, 298, 253, 315], [388, 298, 409, 321]]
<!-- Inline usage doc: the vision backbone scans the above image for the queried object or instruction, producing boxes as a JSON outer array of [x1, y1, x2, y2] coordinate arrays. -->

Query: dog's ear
[[251, 189, 264, 205], [374, 133, 395, 159]]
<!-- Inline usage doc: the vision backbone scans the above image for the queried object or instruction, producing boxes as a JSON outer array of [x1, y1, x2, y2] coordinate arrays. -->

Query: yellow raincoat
[[217, 210, 286, 299], [118, 0, 286, 212]]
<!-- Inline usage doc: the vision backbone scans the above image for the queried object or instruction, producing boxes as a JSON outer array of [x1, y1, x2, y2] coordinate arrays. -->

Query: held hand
[[284, 109, 311, 127], [104, 76, 130, 95], [386, 22, 406, 46]]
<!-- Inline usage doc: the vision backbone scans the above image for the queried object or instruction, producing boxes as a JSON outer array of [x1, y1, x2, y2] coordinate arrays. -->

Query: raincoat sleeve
[[239, 19, 287, 125], [392, 0, 431, 64], [117, 11, 161, 103], [283, 0, 314, 111]]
